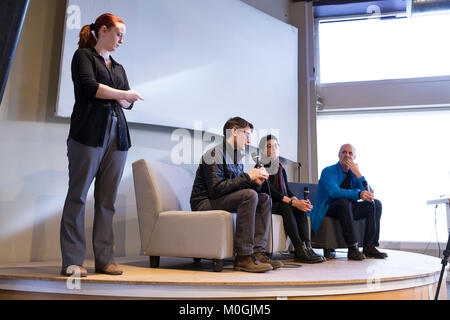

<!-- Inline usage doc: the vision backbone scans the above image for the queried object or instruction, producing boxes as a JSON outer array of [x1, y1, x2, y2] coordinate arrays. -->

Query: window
[[316, 110, 450, 242], [318, 14, 450, 83]]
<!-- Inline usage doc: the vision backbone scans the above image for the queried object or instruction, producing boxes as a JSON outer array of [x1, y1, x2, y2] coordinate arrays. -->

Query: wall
[[0, 0, 295, 264], [241, 0, 290, 23], [289, 1, 318, 183]]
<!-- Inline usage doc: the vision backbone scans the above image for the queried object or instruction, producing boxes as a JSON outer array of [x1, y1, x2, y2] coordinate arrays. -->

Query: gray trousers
[[197, 189, 271, 256], [60, 112, 127, 268]]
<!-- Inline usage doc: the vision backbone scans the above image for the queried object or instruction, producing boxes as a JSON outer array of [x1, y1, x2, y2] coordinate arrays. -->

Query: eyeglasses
[[237, 129, 251, 138]]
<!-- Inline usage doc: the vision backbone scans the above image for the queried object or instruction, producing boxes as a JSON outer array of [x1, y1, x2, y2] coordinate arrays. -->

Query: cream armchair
[[132, 159, 234, 272]]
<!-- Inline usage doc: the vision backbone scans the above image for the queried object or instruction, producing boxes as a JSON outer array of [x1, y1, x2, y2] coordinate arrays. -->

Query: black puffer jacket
[[190, 142, 260, 210]]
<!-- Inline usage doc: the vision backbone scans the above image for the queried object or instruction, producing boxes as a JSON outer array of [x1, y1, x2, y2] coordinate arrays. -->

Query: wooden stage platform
[[0, 249, 447, 300]]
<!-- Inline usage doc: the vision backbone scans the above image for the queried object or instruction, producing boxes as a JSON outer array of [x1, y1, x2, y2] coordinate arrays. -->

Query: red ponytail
[[78, 13, 125, 49]]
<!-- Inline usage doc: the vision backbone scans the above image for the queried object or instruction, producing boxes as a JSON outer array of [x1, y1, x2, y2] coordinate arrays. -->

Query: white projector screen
[[56, 0, 298, 160]]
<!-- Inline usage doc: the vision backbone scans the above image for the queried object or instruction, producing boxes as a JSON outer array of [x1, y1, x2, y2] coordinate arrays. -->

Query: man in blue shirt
[[310, 144, 387, 260]]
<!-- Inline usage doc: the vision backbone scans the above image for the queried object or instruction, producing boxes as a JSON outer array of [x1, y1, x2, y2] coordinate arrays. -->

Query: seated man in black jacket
[[190, 117, 283, 273], [259, 135, 324, 263]]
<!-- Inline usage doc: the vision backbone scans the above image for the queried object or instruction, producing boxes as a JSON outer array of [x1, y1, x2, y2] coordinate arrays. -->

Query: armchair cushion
[[147, 210, 233, 259]]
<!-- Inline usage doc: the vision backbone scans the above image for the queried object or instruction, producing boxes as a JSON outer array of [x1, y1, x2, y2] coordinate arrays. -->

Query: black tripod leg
[[434, 232, 450, 300]]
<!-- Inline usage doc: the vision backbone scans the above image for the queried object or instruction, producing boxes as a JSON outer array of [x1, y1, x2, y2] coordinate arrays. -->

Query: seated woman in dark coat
[[259, 135, 324, 263]]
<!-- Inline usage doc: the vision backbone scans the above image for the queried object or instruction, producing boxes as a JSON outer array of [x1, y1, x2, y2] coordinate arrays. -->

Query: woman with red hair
[[60, 13, 143, 277]]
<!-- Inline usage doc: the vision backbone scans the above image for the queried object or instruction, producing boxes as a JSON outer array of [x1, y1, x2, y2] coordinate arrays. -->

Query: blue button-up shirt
[[309, 162, 368, 233]]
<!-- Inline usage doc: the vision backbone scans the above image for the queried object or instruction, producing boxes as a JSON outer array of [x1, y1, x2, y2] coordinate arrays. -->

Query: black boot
[[347, 245, 366, 261], [294, 243, 324, 264], [305, 241, 326, 262], [323, 249, 336, 260]]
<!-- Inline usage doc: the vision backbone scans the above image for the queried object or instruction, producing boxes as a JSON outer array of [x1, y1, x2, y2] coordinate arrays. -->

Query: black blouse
[[69, 46, 133, 151], [260, 164, 294, 202]]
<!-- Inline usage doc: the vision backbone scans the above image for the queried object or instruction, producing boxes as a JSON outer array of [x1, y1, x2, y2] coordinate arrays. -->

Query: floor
[[0, 249, 443, 286], [0, 249, 446, 299]]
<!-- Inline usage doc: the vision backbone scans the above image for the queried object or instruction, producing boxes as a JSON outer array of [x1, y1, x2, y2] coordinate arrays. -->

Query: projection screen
[[56, 0, 298, 160]]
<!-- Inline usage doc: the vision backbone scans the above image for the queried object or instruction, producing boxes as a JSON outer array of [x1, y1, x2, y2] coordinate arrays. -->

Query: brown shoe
[[95, 263, 123, 275], [60, 265, 88, 277], [233, 255, 273, 273], [254, 252, 284, 269]]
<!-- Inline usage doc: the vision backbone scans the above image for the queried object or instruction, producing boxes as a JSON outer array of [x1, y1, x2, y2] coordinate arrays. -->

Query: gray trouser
[[197, 189, 271, 256], [60, 112, 127, 268]]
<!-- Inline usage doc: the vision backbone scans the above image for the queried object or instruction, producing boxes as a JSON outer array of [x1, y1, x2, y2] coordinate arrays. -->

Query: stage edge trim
[[0, 273, 441, 299]]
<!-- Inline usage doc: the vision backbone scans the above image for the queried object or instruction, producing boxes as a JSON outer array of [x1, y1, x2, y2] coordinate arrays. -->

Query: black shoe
[[306, 242, 326, 262], [347, 246, 366, 261], [254, 252, 284, 269], [294, 243, 323, 264], [323, 249, 336, 260], [363, 246, 388, 259]]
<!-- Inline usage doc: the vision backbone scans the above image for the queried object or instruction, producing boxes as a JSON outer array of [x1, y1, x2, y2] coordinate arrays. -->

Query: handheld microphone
[[303, 186, 309, 201], [362, 180, 370, 191], [251, 152, 262, 168], [362, 180, 375, 203]]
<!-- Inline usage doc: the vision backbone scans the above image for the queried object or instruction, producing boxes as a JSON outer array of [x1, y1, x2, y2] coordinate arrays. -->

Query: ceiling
[[291, 0, 407, 18]]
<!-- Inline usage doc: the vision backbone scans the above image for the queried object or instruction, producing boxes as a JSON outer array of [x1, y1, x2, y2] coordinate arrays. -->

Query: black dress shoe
[[347, 246, 366, 261], [363, 246, 388, 259], [323, 249, 336, 260]]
